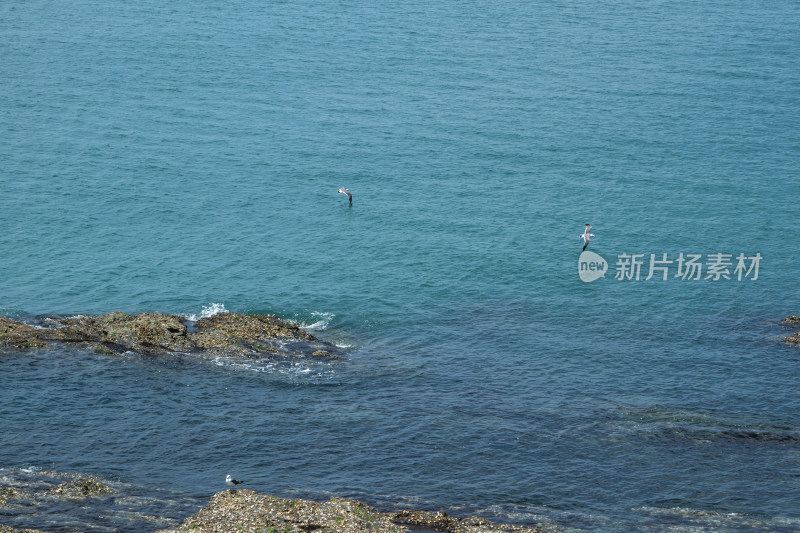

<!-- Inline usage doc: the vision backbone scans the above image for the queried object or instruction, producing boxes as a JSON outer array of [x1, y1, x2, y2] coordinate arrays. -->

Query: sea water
[[1, 1, 799, 531]]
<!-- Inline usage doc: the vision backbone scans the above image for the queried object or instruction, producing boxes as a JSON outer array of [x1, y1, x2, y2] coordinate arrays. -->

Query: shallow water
[[2, 1, 799, 531]]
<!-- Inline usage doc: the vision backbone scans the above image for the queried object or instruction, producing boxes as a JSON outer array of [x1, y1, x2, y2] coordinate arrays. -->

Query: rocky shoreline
[[155, 489, 548, 533], [0, 311, 338, 359], [0, 470, 548, 533]]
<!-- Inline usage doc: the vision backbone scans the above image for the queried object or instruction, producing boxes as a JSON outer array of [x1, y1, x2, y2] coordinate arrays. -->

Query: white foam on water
[[300, 311, 334, 331], [184, 303, 229, 322], [210, 356, 335, 380]]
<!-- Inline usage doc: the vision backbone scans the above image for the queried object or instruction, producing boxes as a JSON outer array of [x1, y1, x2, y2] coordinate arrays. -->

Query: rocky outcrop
[[784, 316, 800, 327], [0, 318, 47, 349], [191, 313, 318, 357], [784, 333, 800, 344], [783, 315, 800, 345], [0, 469, 169, 533], [156, 489, 547, 533], [0, 312, 338, 359], [392, 510, 534, 533], [42, 312, 193, 355], [1, 470, 548, 533], [47, 477, 114, 498]]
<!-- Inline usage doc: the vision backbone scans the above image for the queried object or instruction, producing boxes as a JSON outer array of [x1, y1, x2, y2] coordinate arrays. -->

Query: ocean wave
[[184, 303, 229, 322], [210, 355, 334, 379], [299, 311, 335, 331]]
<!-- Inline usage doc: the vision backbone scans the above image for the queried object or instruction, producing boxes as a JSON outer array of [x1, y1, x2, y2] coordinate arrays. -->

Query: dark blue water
[[2, 1, 799, 531]]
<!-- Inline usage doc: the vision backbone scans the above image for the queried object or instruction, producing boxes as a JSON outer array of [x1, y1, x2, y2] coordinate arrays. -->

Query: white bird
[[338, 187, 352, 205], [226, 474, 244, 488], [580, 224, 595, 251]]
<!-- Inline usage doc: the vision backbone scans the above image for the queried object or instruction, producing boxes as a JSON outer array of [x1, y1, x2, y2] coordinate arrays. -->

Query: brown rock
[[0, 312, 338, 359], [784, 315, 800, 327], [192, 313, 317, 357], [47, 477, 113, 498], [156, 490, 549, 533], [784, 332, 800, 345], [46, 312, 193, 354], [0, 317, 47, 349]]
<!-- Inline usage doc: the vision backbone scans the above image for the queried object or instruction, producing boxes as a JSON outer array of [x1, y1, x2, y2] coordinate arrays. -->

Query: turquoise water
[[2, 1, 799, 531]]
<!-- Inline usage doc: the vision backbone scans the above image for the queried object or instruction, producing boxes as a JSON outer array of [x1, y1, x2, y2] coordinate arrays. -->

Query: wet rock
[[0, 318, 47, 350], [192, 313, 316, 357], [0, 312, 338, 359], [155, 490, 400, 533], [393, 510, 527, 533], [2, 470, 548, 533], [782, 315, 800, 344], [0, 469, 178, 532], [44, 312, 193, 355], [784, 332, 800, 345], [0, 524, 45, 533], [784, 315, 800, 327], [156, 490, 549, 533], [0, 486, 21, 506], [48, 477, 114, 498]]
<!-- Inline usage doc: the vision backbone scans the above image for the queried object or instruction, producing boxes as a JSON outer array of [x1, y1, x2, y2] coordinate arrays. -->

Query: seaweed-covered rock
[[0, 312, 338, 359], [192, 313, 317, 356], [0, 469, 176, 532], [156, 490, 548, 533], [0, 318, 47, 350], [45, 312, 192, 355], [47, 477, 113, 498], [784, 332, 800, 345], [0, 486, 21, 506], [784, 315, 800, 327], [156, 490, 399, 533], [783, 315, 800, 344]]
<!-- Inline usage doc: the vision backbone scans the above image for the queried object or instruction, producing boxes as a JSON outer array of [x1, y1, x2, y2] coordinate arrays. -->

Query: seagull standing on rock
[[580, 224, 595, 251], [226, 474, 244, 488], [338, 187, 352, 205]]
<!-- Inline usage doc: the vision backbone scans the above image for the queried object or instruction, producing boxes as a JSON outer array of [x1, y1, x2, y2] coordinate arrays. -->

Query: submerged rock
[[784, 315, 800, 327], [784, 332, 800, 345], [0, 469, 178, 532], [156, 489, 548, 533], [783, 315, 800, 344], [47, 477, 114, 498], [0, 525, 44, 533], [0, 312, 338, 359], [1, 470, 548, 533], [0, 486, 21, 506]]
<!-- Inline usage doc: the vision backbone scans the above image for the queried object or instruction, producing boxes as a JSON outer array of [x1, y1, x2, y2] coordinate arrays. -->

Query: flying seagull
[[580, 224, 595, 251], [226, 474, 244, 488], [338, 187, 352, 205]]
